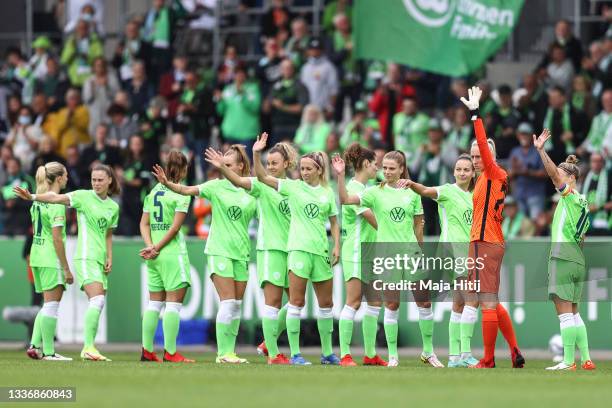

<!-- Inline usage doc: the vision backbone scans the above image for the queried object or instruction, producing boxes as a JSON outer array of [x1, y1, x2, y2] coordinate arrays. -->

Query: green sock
[[41, 316, 57, 356], [262, 317, 279, 357], [318, 317, 333, 357], [362, 314, 378, 358], [215, 322, 230, 356], [561, 325, 577, 365], [277, 305, 288, 335], [30, 312, 42, 348], [83, 307, 102, 348], [460, 322, 475, 354], [227, 318, 240, 354], [162, 311, 180, 355], [286, 317, 301, 356], [575, 322, 591, 362], [384, 323, 398, 359], [339, 319, 353, 357], [142, 310, 159, 352], [419, 318, 434, 355], [449, 320, 461, 357]]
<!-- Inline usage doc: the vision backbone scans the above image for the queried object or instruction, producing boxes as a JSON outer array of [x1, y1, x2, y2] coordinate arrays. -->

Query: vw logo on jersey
[[97, 218, 108, 230], [403, 0, 455, 27], [304, 203, 320, 219], [463, 209, 473, 225], [227, 206, 242, 221], [278, 198, 290, 215], [390, 207, 406, 223]]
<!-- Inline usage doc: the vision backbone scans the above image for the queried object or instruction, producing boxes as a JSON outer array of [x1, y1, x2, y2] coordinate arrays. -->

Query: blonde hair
[[35, 162, 66, 194], [226, 144, 251, 176], [559, 155, 580, 179], [269, 142, 298, 171], [471, 138, 497, 159], [301, 151, 330, 186]]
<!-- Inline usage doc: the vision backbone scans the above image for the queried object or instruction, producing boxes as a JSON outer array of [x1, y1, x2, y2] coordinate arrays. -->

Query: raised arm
[[252, 133, 279, 190], [331, 155, 361, 205], [151, 164, 200, 196], [13, 187, 71, 206], [533, 129, 564, 189], [398, 179, 438, 199], [204, 148, 252, 190]]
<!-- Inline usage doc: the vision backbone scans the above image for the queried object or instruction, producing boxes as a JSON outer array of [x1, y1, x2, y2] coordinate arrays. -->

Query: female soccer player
[[400, 154, 480, 367], [24, 162, 73, 361], [253, 133, 341, 366], [333, 151, 444, 368], [152, 145, 256, 364], [533, 130, 595, 371], [337, 143, 387, 367], [139, 150, 194, 363], [203, 139, 298, 365], [15, 164, 120, 361]]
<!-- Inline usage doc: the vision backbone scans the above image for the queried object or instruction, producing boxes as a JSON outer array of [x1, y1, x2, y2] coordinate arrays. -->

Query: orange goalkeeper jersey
[[470, 117, 508, 244]]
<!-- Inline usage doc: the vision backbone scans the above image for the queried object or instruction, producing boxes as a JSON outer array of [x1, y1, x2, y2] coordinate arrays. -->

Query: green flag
[[354, 0, 525, 76]]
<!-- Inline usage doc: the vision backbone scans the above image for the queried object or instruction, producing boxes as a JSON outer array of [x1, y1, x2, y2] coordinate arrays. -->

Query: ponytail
[[343, 142, 375, 172], [380, 150, 407, 188], [559, 154, 580, 179], [226, 144, 251, 176], [270, 142, 298, 170], [92, 164, 121, 196], [35, 162, 66, 194], [166, 150, 189, 183], [302, 151, 330, 186]]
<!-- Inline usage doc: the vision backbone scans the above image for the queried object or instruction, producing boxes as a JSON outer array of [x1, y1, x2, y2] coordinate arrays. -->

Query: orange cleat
[[340, 354, 357, 367], [257, 341, 269, 357], [163, 350, 195, 363], [363, 355, 388, 366], [582, 360, 596, 370], [140, 347, 162, 363], [469, 358, 496, 368], [268, 353, 290, 365]]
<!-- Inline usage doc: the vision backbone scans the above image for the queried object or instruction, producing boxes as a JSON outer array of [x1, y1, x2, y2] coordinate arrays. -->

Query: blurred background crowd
[[0, 0, 610, 239]]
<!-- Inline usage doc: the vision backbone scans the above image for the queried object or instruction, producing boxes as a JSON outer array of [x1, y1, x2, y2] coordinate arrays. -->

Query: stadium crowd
[[0, 0, 611, 238]]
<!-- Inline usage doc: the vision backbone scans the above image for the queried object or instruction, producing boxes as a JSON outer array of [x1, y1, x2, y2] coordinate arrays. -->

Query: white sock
[[461, 306, 478, 324], [418, 306, 433, 321], [165, 302, 182, 315], [574, 313, 585, 328], [365, 304, 381, 318], [340, 305, 356, 321], [384, 308, 398, 325], [217, 299, 235, 325], [89, 295, 105, 311], [40, 301, 60, 318], [147, 301, 164, 313], [233, 300, 243, 320], [287, 303, 303, 319], [318, 307, 333, 319], [263, 305, 279, 320], [450, 311, 462, 324]]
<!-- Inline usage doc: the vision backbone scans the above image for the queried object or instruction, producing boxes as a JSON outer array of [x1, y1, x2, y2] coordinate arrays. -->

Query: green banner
[[354, 0, 525, 76]]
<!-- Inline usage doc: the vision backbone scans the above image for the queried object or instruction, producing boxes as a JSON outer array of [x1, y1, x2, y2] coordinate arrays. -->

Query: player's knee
[[318, 299, 333, 309], [417, 301, 431, 308], [385, 301, 399, 311], [347, 298, 361, 310], [291, 298, 306, 308]]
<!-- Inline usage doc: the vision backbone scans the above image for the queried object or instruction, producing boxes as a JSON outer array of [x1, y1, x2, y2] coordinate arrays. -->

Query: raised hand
[[253, 132, 269, 153], [204, 147, 224, 169], [331, 154, 346, 175], [151, 164, 169, 185], [460, 86, 482, 110], [13, 186, 33, 201], [533, 128, 551, 151]]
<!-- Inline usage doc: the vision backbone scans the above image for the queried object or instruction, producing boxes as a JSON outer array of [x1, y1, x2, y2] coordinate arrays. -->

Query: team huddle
[[14, 87, 595, 370]]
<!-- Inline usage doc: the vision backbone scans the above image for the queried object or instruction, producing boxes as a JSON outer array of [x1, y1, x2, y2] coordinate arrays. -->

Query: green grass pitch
[[0, 351, 610, 407]]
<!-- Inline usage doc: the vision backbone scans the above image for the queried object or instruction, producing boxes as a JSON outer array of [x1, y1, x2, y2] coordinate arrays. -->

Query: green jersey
[[68, 190, 119, 264], [435, 183, 473, 242], [249, 178, 290, 252], [199, 179, 256, 261], [550, 185, 589, 265], [29, 202, 66, 268], [278, 179, 338, 257], [143, 183, 191, 256], [341, 179, 377, 263]]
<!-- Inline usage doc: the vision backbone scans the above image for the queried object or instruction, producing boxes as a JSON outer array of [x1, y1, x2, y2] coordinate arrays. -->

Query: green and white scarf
[[543, 104, 574, 153]]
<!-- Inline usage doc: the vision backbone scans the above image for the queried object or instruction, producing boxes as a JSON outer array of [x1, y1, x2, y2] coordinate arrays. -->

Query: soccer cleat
[[80, 346, 111, 361], [256, 341, 269, 357], [268, 353, 290, 365], [339, 354, 357, 367], [320, 353, 341, 365], [363, 355, 388, 366], [42, 353, 72, 361], [447, 358, 463, 368], [289, 354, 312, 365], [421, 353, 444, 368], [469, 358, 495, 368], [581, 360, 596, 370], [215, 353, 248, 364], [26, 345, 42, 360], [546, 362, 576, 371], [163, 350, 195, 363], [458, 355, 480, 367], [387, 356, 399, 367], [511, 347, 525, 368], [140, 348, 162, 363]]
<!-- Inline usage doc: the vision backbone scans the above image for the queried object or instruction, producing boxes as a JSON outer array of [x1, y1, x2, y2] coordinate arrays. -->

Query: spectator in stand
[[257, 38, 284, 100], [0, 145, 12, 186], [487, 84, 521, 162], [48, 88, 90, 158], [31, 93, 53, 136], [534, 194, 560, 237], [125, 60, 155, 117], [27, 36, 52, 81], [501, 196, 535, 239], [577, 89, 612, 158], [445, 107, 471, 154], [82, 57, 121, 135], [323, 0, 352, 34], [542, 86, 588, 163], [64, 144, 87, 191], [546, 43, 575, 93], [508, 122, 547, 219], [119, 134, 152, 235], [571, 75, 596, 119], [581, 152, 612, 235], [4, 105, 42, 173], [64, 2, 105, 36], [581, 39, 612, 101], [329, 13, 360, 123], [112, 20, 151, 85], [539, 19, 583, 72], [448, 78, 471, 110], [300, 37, 338, 120], [60, 19, 103, 87], [266, 58, 308, 146], [34, 58, 69, 111], [159, 55, 188, 119], [515, 73, 548, 126], [143, 0, 181, 84], [216, 65, 260, 154], [4, 48, 31, 104], [106, 103, 138, 149], [113, 89, 132, 112], [369, 63, 416, 147], [30, 135, 65, 176], [260, 0, 293, 41], [340, 100, 370, 149], [392, 96, 429, 162], [81, 123, 122, 171], [284, 17, 310, 69], [216, 45, 242, 87], [139, 96, 168, 163], [294, 104, 331, 154], [0, 157, 34, 236]]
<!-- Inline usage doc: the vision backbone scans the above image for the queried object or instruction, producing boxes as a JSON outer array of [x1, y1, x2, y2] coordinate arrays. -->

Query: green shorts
[[207, 255, 249, 282], [73, 259, 107, 290], [146, 253, 191, 292], [342, 259, 363, 282], [548, 257, 585, 303], [288, 250, 332, 283], [32, 267, 65, 293], [256, 250, 288, 288]]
